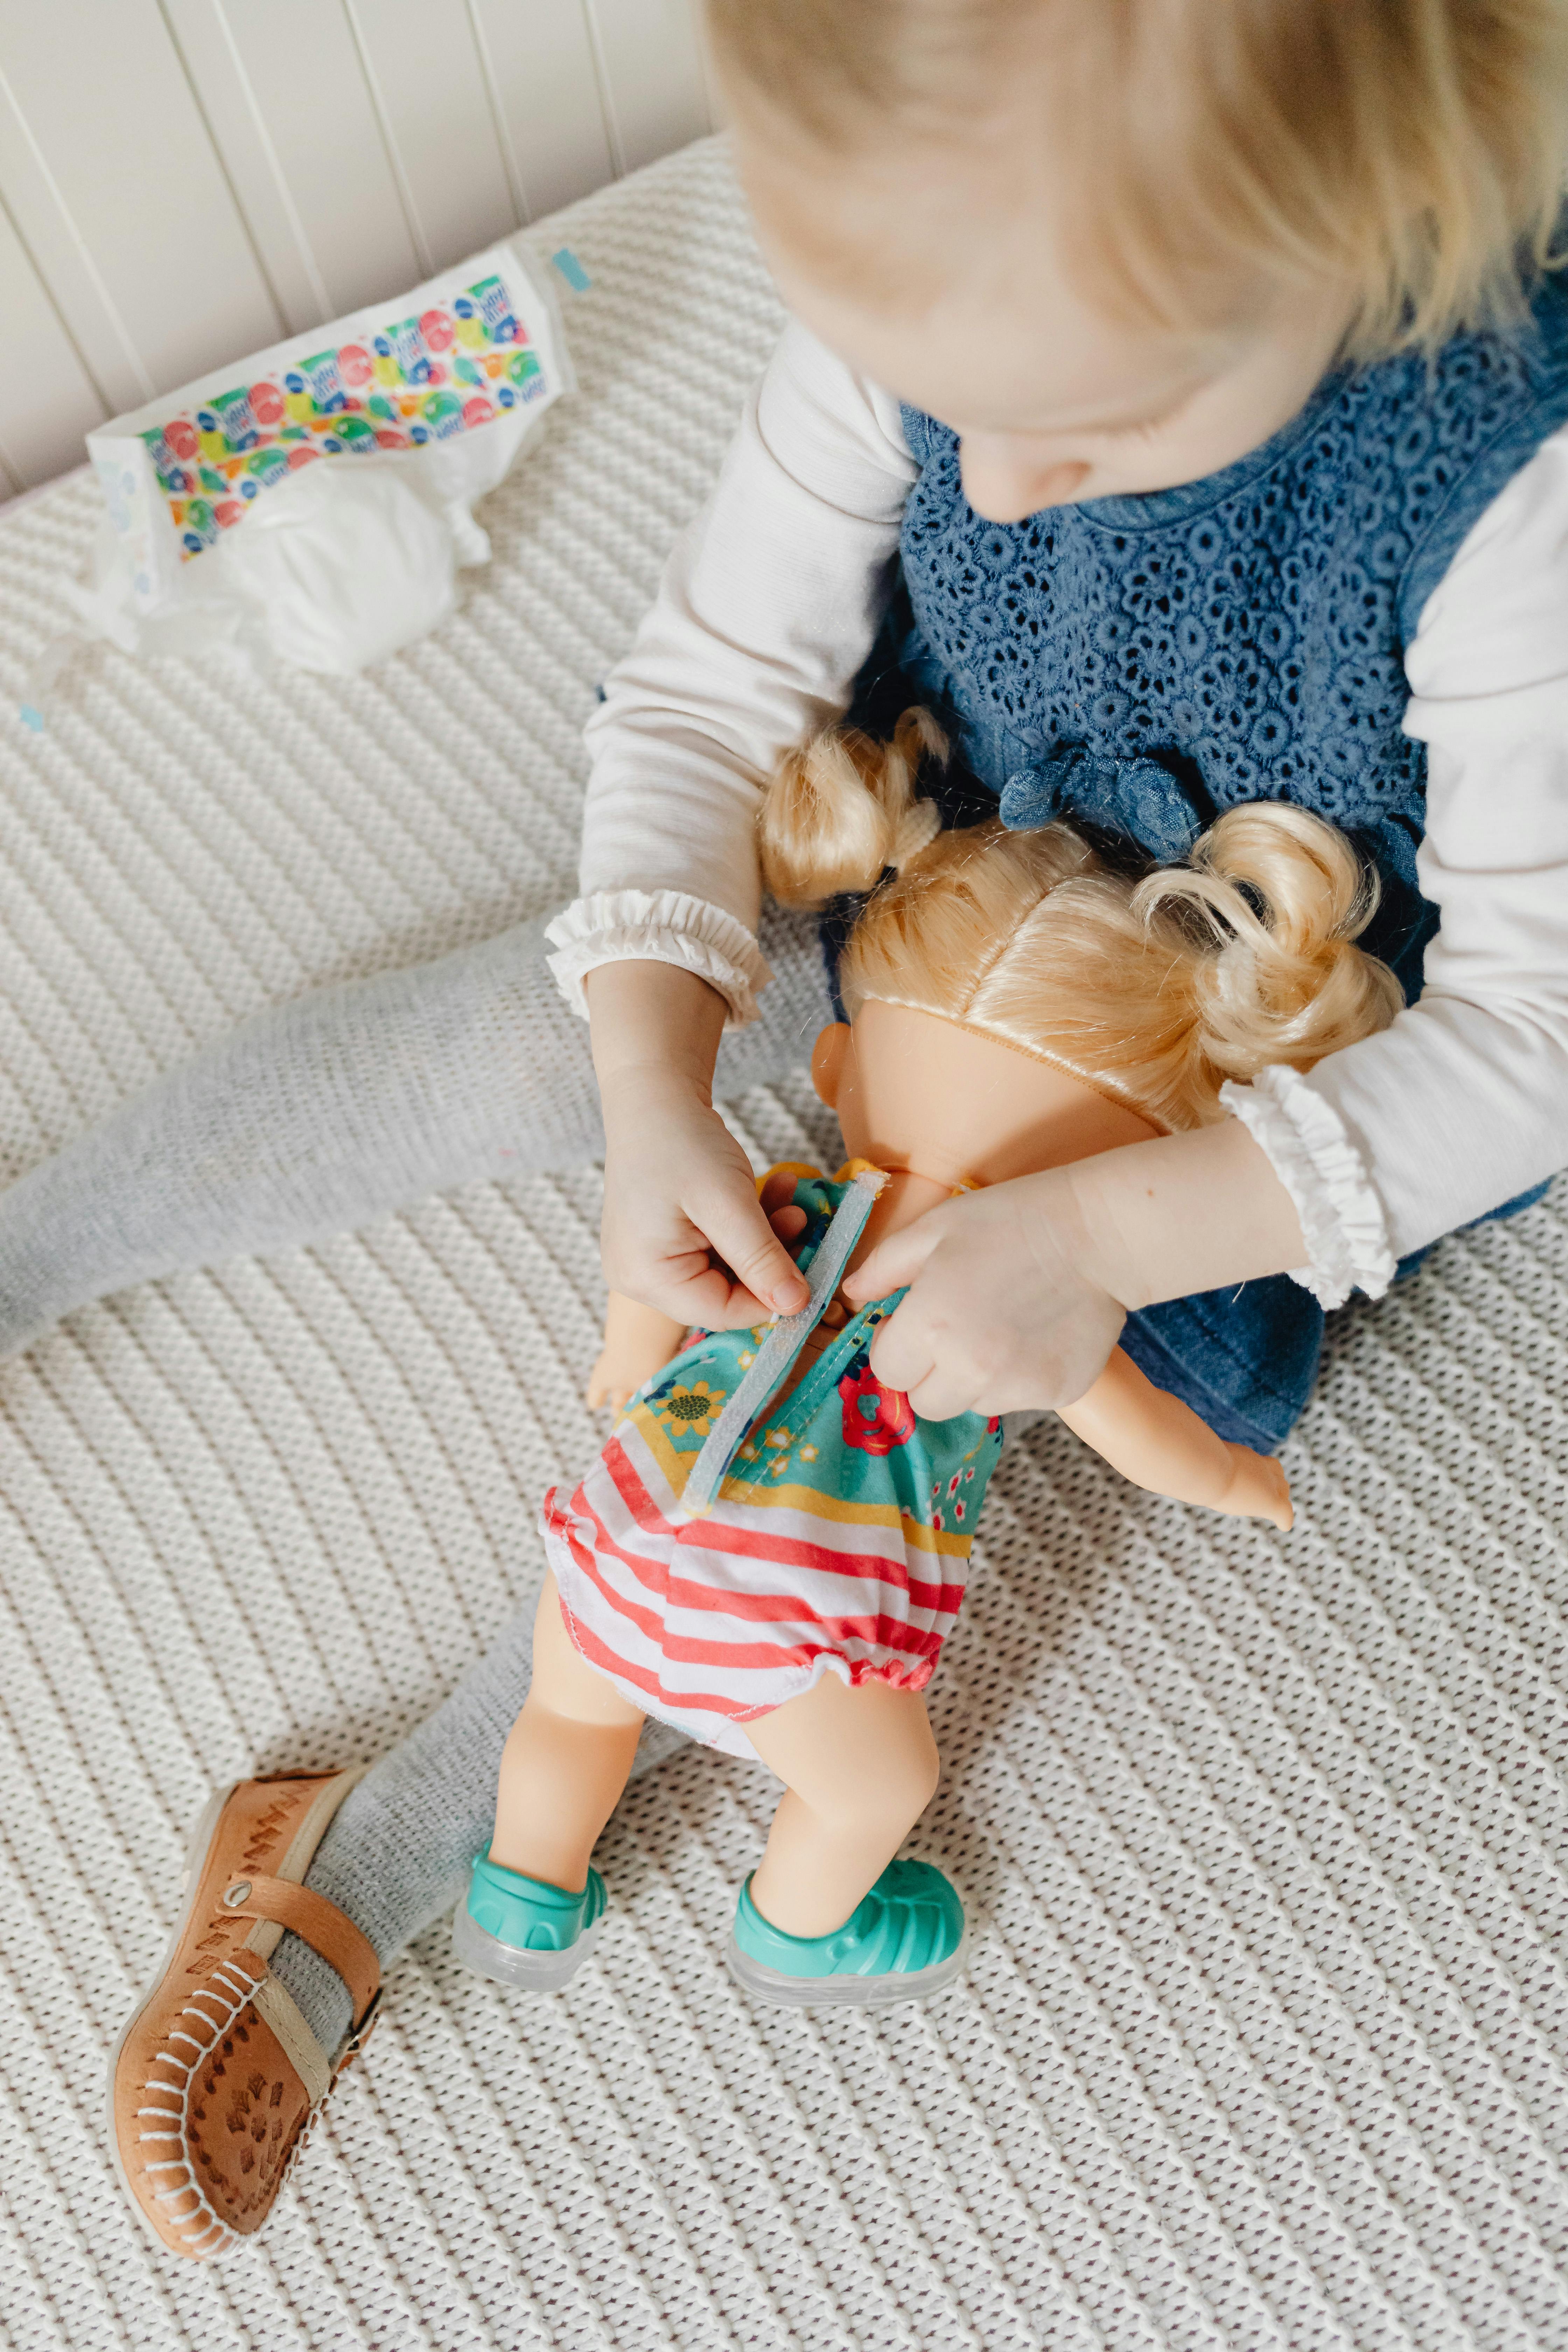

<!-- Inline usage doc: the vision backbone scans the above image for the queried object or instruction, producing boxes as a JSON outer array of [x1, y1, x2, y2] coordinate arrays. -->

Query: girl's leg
[[743, 1673, 941, 1936], [0, 903, 832, 1357], [0, 914, 591, 1357], [489, 1574, 645, 1892]]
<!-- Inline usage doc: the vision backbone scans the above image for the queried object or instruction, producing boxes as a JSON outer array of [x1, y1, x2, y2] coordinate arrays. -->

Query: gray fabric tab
[[680, 1170, 885, 1519]]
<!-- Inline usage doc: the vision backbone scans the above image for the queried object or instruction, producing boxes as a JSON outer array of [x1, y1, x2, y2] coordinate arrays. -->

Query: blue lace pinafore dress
[[830, 276, 1568, 1451]]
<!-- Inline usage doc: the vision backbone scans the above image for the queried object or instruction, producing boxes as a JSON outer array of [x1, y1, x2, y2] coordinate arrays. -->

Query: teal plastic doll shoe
[[726, 1858, 967, 2008], [451, 1853, 608, 1991]]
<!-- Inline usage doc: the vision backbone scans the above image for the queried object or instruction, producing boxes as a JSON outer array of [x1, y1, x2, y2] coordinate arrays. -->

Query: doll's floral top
[[539, 1164, 1006, 1757]]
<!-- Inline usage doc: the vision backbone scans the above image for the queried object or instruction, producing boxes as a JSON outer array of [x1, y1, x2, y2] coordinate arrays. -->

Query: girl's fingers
[[674, 1265, 773, 1327], [843, 1212, 946, 1303], [900, 1359, 981, 1422], [696, 1189, 811, 1318], [642, 1241, 776, 1329], [864, 1301, 938, 1399]]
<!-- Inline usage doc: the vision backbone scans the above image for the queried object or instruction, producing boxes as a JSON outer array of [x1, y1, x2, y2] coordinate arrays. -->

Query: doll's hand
[[587, 1294, 693, 1413], [843, 1171, 1126, 1419], [1218, 1445, 1294, 1531], [599, 1064, 810, 1330], [587, 1354, 649, 1415]]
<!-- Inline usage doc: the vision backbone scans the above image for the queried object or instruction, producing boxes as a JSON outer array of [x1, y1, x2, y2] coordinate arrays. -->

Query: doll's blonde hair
[[709, 0, 1568, 362], [759, 710, 1402, 1133]]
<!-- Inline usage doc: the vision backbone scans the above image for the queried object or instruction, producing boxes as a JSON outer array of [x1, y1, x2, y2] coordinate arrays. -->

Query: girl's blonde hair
[[709, 0, 1568, 360], [759, 710, 1401, 1132]]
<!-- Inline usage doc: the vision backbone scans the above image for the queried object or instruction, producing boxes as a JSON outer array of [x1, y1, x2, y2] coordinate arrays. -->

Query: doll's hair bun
[[760, 706, 946, 908], [1133, 802, 1405, 1079]]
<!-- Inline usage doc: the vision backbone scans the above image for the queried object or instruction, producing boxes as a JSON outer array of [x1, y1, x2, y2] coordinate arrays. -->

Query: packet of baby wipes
[[81, 241, 572, 677]]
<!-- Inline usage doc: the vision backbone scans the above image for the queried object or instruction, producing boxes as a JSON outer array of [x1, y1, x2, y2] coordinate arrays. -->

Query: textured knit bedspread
[[2, 139, 1567, 2352]]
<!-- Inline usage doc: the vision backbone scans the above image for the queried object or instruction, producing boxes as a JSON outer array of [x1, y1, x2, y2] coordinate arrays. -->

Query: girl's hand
[[844, 1121, 1309, 1422], [588, 959, 811, 1331], [598, 1063, 810, 1329], [843, 1174, 1126, 1419]]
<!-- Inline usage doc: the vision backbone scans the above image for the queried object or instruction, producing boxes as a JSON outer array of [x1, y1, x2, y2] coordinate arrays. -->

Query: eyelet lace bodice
[[894, 278, 1568, 911]]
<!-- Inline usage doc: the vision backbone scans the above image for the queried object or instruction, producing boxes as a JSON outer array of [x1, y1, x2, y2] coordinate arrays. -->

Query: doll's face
[[811, 998, 1158, 1191]]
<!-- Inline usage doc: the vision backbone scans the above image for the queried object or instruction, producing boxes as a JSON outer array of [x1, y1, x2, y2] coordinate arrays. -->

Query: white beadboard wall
[[0, 0, 720, 498]]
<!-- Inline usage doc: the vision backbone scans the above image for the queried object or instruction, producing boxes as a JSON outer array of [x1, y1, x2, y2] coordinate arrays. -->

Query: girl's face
[[731, 97, 1352, 523]]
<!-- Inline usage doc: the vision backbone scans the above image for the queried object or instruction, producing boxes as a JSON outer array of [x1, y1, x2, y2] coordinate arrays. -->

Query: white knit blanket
[[2, 139, 1567, 2352]]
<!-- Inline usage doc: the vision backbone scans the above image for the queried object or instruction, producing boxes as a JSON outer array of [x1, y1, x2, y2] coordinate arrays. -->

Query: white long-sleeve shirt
[[548, 322, 1568, 1307]]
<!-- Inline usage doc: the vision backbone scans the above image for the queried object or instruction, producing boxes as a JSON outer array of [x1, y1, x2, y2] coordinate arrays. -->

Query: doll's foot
[[726, 1858, 967, 2008], [1219, 1443, 1294, 1531], [451, 1854, 608, 1991]]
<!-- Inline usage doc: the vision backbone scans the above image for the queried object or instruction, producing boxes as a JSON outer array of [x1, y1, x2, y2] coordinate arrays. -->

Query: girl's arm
[[844, 1118, 1308, 1421], [1057, 1346, 1292, 1528], [848, 428, 1568, 1419], [1233, 422, 1568, 1291], [546, 321, 914, 1026], [549, 322, 915, 1331]]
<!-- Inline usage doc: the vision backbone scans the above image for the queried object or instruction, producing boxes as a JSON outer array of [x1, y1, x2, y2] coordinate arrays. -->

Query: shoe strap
[[215, 1872, 380, 2023], [250, 1970, 334, 2106]]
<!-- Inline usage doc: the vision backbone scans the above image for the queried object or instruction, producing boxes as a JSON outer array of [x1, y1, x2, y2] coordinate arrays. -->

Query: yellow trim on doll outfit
[[633, 1406, 972, 1552], [754, 1160, 825, 1198], [836, 1155, 981, 1196]]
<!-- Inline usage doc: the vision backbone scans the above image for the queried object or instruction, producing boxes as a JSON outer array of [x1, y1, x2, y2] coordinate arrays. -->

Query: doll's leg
[[264, 1590, 685, 2054], [489, 1572, 645, 1892], [0, 903, 832, 1357], [452, 1574, 646, 1987], [744, 1673, 941, 1935], [728, 1674, 965, 2005]]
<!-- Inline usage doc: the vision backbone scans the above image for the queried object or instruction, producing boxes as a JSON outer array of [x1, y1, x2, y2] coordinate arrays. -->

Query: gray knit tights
[[0, 902, 831, 1356]]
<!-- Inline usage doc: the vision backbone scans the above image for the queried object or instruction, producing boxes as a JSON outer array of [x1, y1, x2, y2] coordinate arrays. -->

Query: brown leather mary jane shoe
[[110, 1768, 380, 2259]]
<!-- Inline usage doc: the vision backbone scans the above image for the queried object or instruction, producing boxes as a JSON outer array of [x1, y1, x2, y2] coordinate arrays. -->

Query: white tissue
[[215, 463, 458, 674]]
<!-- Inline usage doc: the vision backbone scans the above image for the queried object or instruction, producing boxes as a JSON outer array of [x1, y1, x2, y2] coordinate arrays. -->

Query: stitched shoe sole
[[106, 1782, 240, 2259], [451, 1897, 608, 1991], [723, 1920, 971, 2009]]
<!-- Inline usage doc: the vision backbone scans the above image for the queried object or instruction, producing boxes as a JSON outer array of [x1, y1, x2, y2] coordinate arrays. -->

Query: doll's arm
[[1057, 1346, 1292, 1529], [588, 1292, 691, 1412]]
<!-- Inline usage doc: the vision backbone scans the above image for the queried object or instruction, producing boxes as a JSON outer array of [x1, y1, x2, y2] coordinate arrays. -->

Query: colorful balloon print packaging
[[86, 245, 572, 673]]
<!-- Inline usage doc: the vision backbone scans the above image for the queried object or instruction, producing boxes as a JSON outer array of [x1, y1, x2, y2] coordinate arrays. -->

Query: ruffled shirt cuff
[[545, 890, 773, 1027], [1219, 1066, 1396, 1310]]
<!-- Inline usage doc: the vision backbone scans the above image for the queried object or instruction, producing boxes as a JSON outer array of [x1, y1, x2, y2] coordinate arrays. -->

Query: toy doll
[[453, 713, 1401, 2010]]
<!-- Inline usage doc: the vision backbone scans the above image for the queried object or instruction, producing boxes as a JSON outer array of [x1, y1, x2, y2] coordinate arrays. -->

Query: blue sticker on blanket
[[551, 247, 592, 293]]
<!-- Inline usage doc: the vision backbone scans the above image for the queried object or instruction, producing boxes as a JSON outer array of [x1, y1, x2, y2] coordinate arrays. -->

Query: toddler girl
[[565, 0, 1568, 1458], [107, 0, 1568, 2254]]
